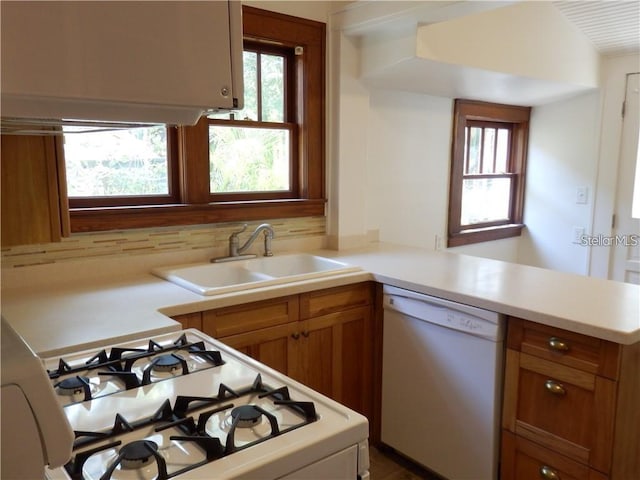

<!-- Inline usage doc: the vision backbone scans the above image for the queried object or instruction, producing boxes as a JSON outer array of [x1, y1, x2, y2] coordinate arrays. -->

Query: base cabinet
[[501, 318, 639, 480], [171, 283, 376, 423]]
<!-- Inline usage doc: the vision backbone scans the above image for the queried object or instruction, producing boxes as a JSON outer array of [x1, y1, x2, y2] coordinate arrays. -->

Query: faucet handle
[[230, 224, 248, 237]]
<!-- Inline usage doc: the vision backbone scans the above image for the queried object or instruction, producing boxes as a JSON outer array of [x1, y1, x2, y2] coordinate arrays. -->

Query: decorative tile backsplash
[[1, 217, 326, 268]]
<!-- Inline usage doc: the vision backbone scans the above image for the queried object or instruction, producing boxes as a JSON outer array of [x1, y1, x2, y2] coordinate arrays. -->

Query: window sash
[[460, 173, 516, 229], [67, 128, 180, 208], [206, 119, 299, 201]]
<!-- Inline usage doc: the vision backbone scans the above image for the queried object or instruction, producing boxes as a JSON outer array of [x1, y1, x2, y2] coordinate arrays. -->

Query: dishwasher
[[381, 285, 505, 480]]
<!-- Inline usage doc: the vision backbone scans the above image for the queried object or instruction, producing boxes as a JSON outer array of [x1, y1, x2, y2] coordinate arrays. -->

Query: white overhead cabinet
[[0, 1, 243, 126]]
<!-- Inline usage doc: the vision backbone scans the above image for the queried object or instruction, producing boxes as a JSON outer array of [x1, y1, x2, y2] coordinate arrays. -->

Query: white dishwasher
[[381, 285, 505, 480]]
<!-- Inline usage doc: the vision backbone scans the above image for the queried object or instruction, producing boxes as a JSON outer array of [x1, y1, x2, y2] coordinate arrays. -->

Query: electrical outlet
[[435, 235, 443, 251], [573, 226, 585, 244]]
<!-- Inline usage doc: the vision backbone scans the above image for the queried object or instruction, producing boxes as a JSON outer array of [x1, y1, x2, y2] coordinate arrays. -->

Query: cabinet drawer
[[501, 431, 609, 480], [300, 282, 372, 319], [503, 350, 616, 473], [202, 296, 298, 338], [507, 318, 620, 379]]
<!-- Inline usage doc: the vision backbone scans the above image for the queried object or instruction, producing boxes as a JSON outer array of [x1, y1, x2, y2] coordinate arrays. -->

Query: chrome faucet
[[213, 223, 275, 262]]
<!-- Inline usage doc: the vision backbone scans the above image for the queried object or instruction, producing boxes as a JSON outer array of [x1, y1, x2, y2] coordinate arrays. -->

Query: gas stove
[[42, 330, 370, 479]]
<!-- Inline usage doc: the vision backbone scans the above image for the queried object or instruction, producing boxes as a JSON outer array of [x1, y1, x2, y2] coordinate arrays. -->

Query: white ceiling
[[337, 1, 640, 57], [552, 1, 639, 56]]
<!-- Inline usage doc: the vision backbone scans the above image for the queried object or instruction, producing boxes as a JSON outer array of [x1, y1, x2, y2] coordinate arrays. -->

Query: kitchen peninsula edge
[[1, 242, 638, 358]]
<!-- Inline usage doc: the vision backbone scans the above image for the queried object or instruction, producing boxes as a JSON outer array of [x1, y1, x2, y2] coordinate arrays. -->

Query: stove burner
[[119, 440, 158, 469], [231, 405, 263, 428], [152, 354, 183, 373], [57, 376, 89, 396]]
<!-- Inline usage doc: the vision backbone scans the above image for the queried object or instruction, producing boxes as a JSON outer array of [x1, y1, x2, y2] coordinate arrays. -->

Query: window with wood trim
[[208, 41, 298, 201], [65, 6, 325, 233], [448, 100, 531, 247]]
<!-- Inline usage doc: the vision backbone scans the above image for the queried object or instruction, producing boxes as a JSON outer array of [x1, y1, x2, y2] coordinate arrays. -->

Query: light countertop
[[1, 242, 638, 356], [321, 244, 639, 345]]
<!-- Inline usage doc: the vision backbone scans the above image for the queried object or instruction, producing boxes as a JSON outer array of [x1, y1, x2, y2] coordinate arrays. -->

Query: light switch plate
[[576, 186, 589, 204]]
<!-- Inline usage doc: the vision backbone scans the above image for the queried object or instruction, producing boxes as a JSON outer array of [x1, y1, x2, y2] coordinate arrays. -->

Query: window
[[63, 126, 178, 207], [448, 100, 531, 247], [66, 6, 325, 233], [208, 42, 297, 200]]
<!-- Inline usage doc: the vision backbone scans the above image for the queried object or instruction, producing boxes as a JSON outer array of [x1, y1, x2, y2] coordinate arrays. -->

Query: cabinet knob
[[301, 331, 309, 338], [544, 379, 566, 396], [539, 465, 561, 480], [548, 337, 569, 352], [291, 333, 300, 340]]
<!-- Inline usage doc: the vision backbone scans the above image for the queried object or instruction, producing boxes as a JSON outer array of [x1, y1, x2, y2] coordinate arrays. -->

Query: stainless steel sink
[[151, 253, 361, 296]]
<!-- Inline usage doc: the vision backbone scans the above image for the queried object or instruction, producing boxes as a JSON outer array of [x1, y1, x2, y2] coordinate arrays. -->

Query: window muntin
[[448, 100, 530, 247]]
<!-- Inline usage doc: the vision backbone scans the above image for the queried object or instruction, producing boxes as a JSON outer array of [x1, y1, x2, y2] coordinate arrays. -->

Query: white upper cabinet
[[1, 1, 244, 126]]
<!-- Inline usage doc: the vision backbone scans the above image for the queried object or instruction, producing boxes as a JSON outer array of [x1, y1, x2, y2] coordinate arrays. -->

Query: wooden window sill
[[448, 223, 525, 248]]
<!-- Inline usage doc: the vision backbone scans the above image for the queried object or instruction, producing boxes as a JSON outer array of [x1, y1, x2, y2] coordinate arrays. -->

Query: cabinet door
[[293, 305, 374, 419], [501, 431, 609, 480], [218, 323, 297, 375], [1, 133, 69, 246]]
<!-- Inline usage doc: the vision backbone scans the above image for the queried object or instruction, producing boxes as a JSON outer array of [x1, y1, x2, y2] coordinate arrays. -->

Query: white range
[[2, 321, 370, 480]]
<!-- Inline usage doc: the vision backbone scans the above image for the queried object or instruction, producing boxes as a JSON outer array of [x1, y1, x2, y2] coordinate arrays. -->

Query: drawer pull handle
[[548, 337, 569, 352], [539, 465, 561, 480], [544, 380, 566, 396]]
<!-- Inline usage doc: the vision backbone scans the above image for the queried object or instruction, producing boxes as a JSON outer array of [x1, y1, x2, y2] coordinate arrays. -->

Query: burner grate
[[47, 334, 225, 404], [64, 374, 318, 480]]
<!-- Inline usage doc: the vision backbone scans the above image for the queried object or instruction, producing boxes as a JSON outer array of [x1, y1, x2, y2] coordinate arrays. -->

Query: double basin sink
[[152, 253, 361, 296]]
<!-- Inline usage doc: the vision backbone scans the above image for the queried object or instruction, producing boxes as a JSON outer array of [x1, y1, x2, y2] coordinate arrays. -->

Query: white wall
[[518, 92, 601, 275], [365, 89, 451, 249]]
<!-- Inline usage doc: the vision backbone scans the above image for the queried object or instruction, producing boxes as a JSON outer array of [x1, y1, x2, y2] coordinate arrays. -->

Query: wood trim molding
[[69, 199, 325, 233]]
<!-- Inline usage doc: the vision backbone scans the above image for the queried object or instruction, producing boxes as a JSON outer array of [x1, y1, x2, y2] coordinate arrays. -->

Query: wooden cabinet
[[1, 133, 69, 246], [172, 283, 377, 424], [502, 318, 640, 480]]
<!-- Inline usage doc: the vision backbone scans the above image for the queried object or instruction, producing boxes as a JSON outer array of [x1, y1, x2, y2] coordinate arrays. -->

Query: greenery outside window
[[65, 6, 325, 233], [63, 126, 178, 208], [448, 100, 531, 247]]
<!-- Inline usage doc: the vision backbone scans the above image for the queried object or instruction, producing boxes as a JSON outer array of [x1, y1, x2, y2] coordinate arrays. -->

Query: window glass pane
[[261, 54, 284, 122], [495, 128, 509, 173], [482, 128, 496, 173], [461, 177, 511, 225], [466, 127, 482, 174], [209, 125, 290, 193], [63, 126, 168, 197], [240, 51, 258, 121]]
